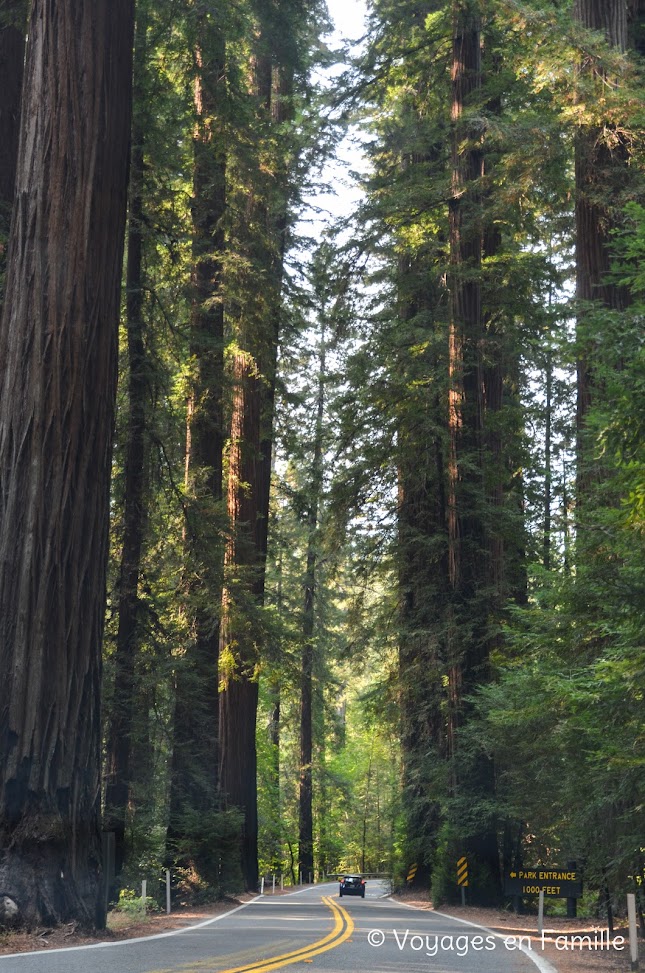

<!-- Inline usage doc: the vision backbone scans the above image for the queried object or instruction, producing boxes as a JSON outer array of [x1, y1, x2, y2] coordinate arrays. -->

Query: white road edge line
[[386, 898, 558, 973], [0, 897, 261, 960], [0, 881, 342, 961]]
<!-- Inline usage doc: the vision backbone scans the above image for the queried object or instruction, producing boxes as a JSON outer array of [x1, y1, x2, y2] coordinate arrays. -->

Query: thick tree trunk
[[0, 0, 26, 301], [544, 350, 552, 569], [298, 321, 326, 880], [573, 0, 630, 497], [396, 244, 448, 889], [167, 18, 226, 873], [220, 352, 264, 890], [0, 0, 134, 929], [267, 680, 282, 871], [104, 10, 149, 889], [219, 46, 292, 891], [448, 1, 501, 898]]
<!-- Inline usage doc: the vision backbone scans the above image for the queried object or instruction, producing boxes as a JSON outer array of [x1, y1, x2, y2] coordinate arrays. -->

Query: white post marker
[[260, 877, 265, 895], [281, 873, 284, 891], [142, 879, 147, 913], [300, 871, 303, 886], [628, 893, 639, 971], [166, 869, 171, 914], [538, 889, 545, 937], [272, 874, 276, 895]]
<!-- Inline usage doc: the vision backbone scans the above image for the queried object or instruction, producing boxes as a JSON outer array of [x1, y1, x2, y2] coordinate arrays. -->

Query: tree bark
[[103, 8, 149, 890], [0, 0, 26, 304], [448, 0, 501, 897], [0, 0, 134, 928], [219, 39, 293, 890], [298, 317, 326, 880], [573, 0, 630, 498], [220, 352, 264, 890], [167, 13, 226, 874]]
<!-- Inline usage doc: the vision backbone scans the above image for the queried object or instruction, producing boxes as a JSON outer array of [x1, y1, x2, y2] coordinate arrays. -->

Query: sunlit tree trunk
[[167, 13, 226, 873], [219, 38, 292, 889], [0, 0, 134, 928]]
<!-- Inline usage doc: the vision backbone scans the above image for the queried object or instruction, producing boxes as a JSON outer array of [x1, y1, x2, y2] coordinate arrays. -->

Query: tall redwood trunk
[[168, 17, 226, 870], [219, 46, 292, 890], [397, 247, 448, 890], [0, 0, 134, 928], [448, 0, 500, 895], [448, 0, 483, 782], [298, 319, 326, 880], [220, 353, 264, 890], [0, 0, 26, 301], [573, 0, 630, 497], [104, 10, 149, 888]]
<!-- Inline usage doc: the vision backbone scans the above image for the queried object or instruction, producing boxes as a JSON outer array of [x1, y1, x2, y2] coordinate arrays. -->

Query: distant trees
[[0, 0, 135, 927]]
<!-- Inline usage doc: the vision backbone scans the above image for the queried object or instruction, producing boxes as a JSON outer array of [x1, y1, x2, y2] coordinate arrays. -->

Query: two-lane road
[[0, 881, 556, 973]]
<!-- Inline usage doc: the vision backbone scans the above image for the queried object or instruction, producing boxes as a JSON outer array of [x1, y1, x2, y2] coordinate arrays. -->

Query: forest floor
[[393, 891, 634, 973], [0, 892, 259, 956]]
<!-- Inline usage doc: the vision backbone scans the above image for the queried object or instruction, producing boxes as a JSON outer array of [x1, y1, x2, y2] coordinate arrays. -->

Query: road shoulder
[[0, 894, 257, 956], [390, 893, 632, 973]]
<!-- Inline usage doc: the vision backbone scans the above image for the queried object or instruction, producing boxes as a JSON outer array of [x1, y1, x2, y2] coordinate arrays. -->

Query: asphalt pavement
[[0, 880, 557, 973]]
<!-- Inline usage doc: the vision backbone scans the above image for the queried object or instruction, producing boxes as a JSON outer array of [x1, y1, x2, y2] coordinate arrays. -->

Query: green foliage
[[171, 808, 245, 898], [114, 889, 160, 917]]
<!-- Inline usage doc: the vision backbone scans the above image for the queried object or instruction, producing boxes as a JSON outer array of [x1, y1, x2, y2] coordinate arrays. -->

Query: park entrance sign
[[504, 867, 583, 898]]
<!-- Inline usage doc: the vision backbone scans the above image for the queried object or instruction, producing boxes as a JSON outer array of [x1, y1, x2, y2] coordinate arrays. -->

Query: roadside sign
[[457, 857, 468, 887], [406, 863, 418, 883], [504, 867, 582, 898]]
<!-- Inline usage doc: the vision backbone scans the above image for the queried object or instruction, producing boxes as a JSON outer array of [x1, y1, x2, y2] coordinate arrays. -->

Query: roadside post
[[272, 874, 276, 894], [628, 893, 639, 971], [101, 832, 115, 921], [260, 877, 265, 895], [141, 879, 147, 913], [538, 889, 545, 936], [457, 857, 468, 906], [166, 869, 171, 914], [566, 860, 577, 918], [281, 874, 284, 891]]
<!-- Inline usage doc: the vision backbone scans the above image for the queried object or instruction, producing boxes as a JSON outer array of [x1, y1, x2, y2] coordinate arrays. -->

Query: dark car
[[339, 874, 365, 898]]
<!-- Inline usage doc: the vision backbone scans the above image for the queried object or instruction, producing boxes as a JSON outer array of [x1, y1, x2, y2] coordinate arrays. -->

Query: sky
[[326, 0, 367, 44], [299, 0, 369, 240]]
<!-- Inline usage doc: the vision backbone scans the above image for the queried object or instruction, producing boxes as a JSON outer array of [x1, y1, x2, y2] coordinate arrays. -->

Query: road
[[0, 881, 556, 973]]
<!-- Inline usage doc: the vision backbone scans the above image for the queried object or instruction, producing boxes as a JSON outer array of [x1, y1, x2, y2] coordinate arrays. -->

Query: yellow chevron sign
[[406, 863, 418, 883], [457, 856, 468, 887]]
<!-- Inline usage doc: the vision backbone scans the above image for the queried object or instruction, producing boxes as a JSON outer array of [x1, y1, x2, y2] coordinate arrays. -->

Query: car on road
[[339, 874, 365, 897]]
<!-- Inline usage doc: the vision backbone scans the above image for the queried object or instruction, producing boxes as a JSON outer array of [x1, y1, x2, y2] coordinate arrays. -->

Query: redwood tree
[[167, 6, 227, 873], [0, 0, 26, 300], [103, 6, 151, 888], [0, 0, 135, 928], [573, 0, 631, 493]]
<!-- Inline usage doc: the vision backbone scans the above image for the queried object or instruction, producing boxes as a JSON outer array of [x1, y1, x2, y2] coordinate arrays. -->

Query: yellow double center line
[[216, 895, 354, 973]]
